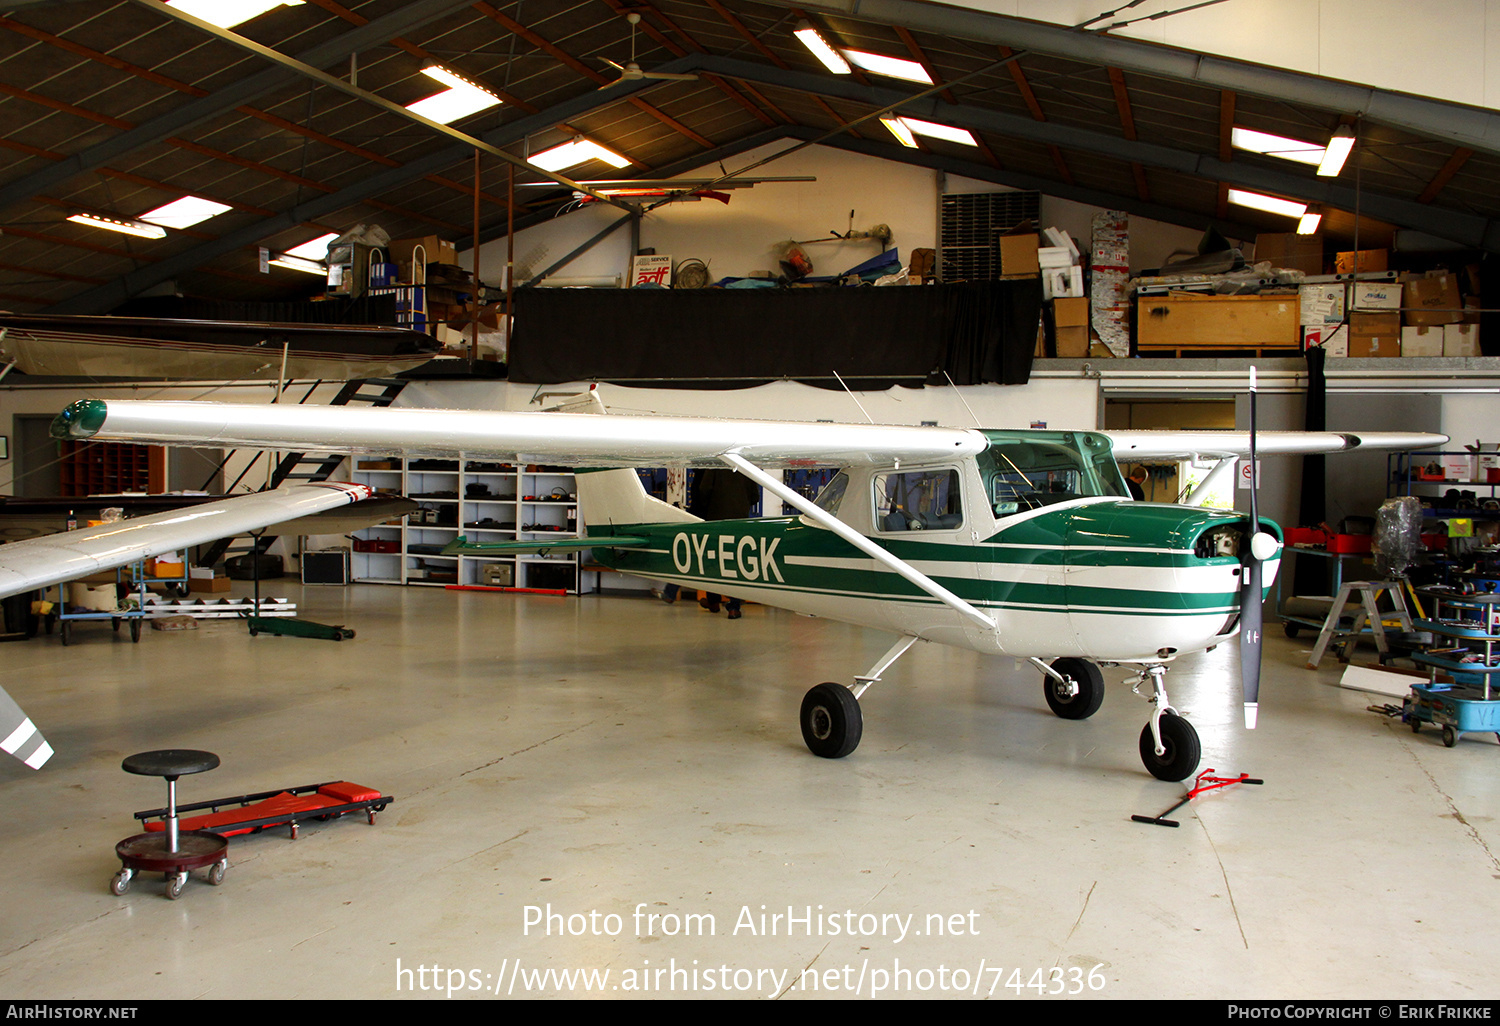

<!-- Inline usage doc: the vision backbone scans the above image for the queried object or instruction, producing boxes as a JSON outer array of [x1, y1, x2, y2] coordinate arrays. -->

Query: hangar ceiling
[[2, 0, 1498, 314]]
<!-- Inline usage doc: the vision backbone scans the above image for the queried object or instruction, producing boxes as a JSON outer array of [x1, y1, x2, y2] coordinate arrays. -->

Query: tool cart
[[55, 560, 154, 645], [1406, 587, 1500, 747]]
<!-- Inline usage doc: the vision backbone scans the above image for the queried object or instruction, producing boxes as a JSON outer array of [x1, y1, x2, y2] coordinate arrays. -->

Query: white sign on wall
[[1237, 459, 1261, 489], [631, 254, 672, 287]]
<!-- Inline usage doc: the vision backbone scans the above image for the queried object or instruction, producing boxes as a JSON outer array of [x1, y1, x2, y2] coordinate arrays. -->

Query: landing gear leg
[[1133, 664, 1201, 782], [800, 635, 918, 759]]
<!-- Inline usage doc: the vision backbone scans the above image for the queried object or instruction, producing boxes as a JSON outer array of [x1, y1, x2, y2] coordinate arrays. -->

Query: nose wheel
[[1134, 664, 1201, 782]]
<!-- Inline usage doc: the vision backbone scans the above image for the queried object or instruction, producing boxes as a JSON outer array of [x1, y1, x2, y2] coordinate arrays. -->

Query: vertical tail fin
[[542, 387, 700, 529]]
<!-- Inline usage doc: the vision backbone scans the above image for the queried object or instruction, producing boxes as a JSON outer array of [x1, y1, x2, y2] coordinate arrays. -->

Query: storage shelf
[[350, 455, 580, 592]]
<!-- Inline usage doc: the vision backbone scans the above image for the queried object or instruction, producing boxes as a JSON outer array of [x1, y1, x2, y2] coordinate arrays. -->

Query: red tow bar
[[1131, 768, 1263, 827]]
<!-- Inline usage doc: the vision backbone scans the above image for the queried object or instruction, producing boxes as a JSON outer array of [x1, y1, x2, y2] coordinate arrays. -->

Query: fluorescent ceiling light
[[166, 0, 303, 29], [139, 196, 232, 230], [66, 213, 166, 239], [1296, 212, 1323, 235], [269, 255, 328, 276], [1231, 126, 1324, 166], [842, 49, 932, 84], [284, 233, 338, 260], [880, 116, 918, 148], [894, 116, 976, 147], [529, 138, 631, 172], [405, 65, 501, 125], [794, 20, 850, 74], [1228, 188, 1308, 219], [1318, 126, 1355, 177]]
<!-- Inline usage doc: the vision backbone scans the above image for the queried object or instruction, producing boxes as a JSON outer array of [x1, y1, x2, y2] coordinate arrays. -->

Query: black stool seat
[[122, 749, 219, 779]]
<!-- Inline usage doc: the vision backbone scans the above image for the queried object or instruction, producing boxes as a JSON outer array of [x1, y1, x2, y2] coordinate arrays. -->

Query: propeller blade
[[1240, 555, 1263, 729], [1242, 365, 1262, 729]]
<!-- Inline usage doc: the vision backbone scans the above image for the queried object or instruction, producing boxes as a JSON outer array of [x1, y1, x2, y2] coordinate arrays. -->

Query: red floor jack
[[1132, 768, 1263, 827]]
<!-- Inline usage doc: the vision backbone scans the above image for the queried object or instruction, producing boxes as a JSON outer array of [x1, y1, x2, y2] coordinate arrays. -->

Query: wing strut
[[718, 452, 997, 634]]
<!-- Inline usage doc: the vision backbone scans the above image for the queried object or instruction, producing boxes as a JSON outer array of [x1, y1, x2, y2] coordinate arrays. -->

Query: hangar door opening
[[1104, 398, 1236, 506]]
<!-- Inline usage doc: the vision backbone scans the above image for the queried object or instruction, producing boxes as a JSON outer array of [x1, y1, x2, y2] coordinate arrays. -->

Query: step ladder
[[1305, 580, 1415, 669], [195, 378, 410, 570]]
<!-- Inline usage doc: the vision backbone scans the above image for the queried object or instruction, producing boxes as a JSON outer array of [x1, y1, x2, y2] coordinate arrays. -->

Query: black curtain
[[1294, 346, 1328, 595], [508, 280, 1041, 389]]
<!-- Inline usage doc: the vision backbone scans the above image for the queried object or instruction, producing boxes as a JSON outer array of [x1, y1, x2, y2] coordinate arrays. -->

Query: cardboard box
[[1137, 293, 1300, 350], [1402, 325, 1445, 357], [1445, 323, 1481, 357], [1404, 273, 1463, 327], [1335, 249, 1388, 274], [389, 236, 457, 280], [998, 233, 1039, 277], [1351, 282, 1402, 311], [1256, 233, 1324, 275], [1299, 284, 1345, 327], [190, 575, 231, 594], [1053, 296, 1089, 328], [1304, 324, 1348, 357], [1349, 312, 1401, 357]]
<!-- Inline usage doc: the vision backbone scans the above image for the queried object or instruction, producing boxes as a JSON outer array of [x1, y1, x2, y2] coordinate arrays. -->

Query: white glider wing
[[0, 481, 371, 770], [1103, 429, 1447, 461]]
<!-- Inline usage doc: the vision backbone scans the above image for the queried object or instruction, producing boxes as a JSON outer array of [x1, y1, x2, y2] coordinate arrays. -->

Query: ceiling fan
[[598, 12, 698, 89]]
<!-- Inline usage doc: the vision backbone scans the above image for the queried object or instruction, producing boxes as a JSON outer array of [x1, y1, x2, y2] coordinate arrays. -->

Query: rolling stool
[[112, 749, 228, 900]]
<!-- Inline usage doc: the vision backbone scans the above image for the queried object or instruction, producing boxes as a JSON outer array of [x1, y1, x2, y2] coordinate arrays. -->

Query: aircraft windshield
[[813, 471, 850, 515], [978, 430, 1128, 516]]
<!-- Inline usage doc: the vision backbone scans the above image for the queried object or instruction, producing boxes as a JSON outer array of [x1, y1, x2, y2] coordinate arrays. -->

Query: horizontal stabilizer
[[441, 535, 651, 557]]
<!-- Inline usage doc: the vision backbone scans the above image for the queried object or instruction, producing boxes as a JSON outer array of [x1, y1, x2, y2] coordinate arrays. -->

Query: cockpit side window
[[873, 468, 962, 532]]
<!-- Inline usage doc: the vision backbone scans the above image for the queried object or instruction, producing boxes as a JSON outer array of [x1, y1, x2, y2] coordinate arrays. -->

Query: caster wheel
[[1042, 658, 1104, 720], [208, 859, 227, 886], [1283, 621, 1301, 638], [800, 682, 862, 759], [1139, 712, 1201, 782], [1442, 725, 1458, 748], [164, 872, 187, 900], [129, 618, 141, 642], [110, 870, 132, 896]]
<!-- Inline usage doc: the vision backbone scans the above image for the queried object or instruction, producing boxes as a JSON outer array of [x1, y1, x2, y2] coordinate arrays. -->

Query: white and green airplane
[[5, 388, 1443, 780]]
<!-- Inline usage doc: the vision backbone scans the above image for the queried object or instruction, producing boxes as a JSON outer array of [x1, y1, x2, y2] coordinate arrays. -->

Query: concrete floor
[[0, 581, 1496, 1001]]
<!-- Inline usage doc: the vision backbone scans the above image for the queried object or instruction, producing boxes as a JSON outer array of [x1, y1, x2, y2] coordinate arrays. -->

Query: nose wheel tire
[[1139, 712, 1201, 782], [1042, 658, 1104, 720], [801, 682, 863, 759]]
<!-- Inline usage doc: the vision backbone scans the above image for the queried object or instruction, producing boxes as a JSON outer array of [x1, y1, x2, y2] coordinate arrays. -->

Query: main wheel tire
[[1139, 712, 1201, 782], [1043, 658, 1105, 720], [800, 682, 863, 759]]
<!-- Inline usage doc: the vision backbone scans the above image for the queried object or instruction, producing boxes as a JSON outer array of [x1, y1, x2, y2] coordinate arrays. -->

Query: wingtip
[[1243, 703, 1259, 729]]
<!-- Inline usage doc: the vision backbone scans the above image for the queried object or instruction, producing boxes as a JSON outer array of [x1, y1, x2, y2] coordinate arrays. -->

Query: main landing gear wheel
[[801, 682, 862, 759], [1139, 711, 1201, 782], [1042, 658, 1104, 720]]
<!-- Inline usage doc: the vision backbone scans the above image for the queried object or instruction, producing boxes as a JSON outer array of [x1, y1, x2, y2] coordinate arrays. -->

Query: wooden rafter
[[999, 46, 1070, 183], [1107, 67, 1150, 201], [1417, 147, 1473, 204]]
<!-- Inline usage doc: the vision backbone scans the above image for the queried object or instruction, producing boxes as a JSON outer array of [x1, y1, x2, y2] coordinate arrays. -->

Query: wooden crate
[[1136, 292, 1301, 352]]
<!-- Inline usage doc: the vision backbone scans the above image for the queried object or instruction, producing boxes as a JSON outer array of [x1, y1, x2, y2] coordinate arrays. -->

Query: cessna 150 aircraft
[[0, 387, 1444, 781]]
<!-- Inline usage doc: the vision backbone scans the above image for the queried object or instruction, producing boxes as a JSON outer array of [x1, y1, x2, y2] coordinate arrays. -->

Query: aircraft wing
[[51, 399, 990, 469], [1103, 430, 1448, 461], [0, 481, 371, 770]]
